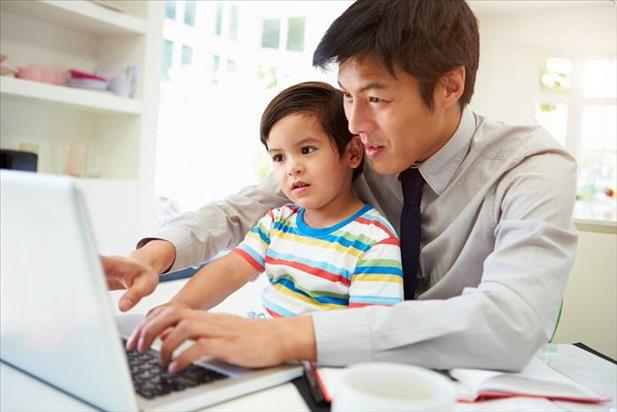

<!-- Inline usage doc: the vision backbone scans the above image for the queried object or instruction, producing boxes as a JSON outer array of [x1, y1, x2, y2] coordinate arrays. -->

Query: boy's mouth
[[291, 181, 310, 191]]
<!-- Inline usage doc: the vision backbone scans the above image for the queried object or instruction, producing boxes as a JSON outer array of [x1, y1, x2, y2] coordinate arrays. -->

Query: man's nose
[[346, 101, 374, 136]]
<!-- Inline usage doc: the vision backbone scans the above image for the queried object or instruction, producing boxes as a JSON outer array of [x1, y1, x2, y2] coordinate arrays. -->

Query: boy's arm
[[169, 252, 259, 311]]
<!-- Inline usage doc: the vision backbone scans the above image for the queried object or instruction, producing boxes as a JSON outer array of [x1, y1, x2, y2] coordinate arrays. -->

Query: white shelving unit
[[0, 76, 142, 114], [0, 0, 164, 254], [0, 0, 147, 35]]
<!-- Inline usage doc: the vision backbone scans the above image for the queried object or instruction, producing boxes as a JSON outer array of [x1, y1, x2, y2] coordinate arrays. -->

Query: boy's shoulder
[[268, 203, 301, 221], [344, 205, 399, 241]]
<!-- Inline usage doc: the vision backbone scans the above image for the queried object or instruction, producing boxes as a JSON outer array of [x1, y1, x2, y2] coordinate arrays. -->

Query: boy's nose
[[287, 162, 303, 175]]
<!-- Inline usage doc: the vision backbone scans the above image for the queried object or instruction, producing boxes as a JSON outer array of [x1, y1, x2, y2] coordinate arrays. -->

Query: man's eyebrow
[[337, 80, 388, 93]]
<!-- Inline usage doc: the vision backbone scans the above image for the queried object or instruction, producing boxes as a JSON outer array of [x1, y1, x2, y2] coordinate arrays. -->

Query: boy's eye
[[301, 146, 316, 155], [369, 96, 381, 103], [271, 154, 284, 162]]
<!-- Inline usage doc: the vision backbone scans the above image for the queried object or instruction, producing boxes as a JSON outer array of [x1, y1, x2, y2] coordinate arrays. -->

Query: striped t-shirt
[[233, 203, 403, 317]]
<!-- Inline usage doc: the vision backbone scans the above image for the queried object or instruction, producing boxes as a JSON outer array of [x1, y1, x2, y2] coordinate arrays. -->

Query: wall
[[469, 1, 616, 358], [470, 1, 616, 124], [554, 227, 617, 359]]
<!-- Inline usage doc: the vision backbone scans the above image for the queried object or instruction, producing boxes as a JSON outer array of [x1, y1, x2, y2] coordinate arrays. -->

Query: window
[[184, 0, 196, 26], [536, 57, 617, 221], [215, 2, 223, 36], [155, 2, 353, 219], [258, 66, 278, 89], [540, 58, 572, 94], [261, 18, 281, 49], [161, 40, 174, 81], [585, 60, 616, 99], [211, 54, 221, 85], [535, 103, 568, 147], [181, 45, 193, 66], [227, 59, 237, 74], [229, 5, 240, 41], [286, 17, 305, 51], [165, 0, 176, 20]]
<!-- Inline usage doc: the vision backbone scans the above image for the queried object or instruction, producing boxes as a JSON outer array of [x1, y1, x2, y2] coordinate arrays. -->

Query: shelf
[[0, 76, 142, 115], [0, 0, 146, 35], [574, 219, 617, 235]]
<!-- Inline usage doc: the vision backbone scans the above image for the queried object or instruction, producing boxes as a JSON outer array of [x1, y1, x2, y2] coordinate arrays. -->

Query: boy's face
[[267, 113, 359, 211], [338, 54, 459, 175]]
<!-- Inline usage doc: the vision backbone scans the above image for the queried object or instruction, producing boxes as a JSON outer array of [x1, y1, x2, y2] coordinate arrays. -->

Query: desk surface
[[2, 278, 616, 412]]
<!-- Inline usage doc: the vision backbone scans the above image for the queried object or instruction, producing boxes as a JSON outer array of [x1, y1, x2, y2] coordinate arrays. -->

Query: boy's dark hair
[[313, 0, 479, 110], [260, 81, 363, 180]]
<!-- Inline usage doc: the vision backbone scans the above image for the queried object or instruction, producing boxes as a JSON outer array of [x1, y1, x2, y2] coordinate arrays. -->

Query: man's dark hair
[[260, 81, 363, 180], [313, 0, 480, 110]]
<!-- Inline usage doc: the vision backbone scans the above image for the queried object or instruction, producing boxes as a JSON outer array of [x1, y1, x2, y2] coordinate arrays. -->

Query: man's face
[[338, 55, 453, 175]]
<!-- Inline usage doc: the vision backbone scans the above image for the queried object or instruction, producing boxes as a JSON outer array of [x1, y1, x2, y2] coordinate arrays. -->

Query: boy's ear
[[346, 136, 364, 168]]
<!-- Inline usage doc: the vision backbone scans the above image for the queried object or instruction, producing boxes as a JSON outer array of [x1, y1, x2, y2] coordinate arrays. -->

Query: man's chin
[[367, 158, 403, 176]]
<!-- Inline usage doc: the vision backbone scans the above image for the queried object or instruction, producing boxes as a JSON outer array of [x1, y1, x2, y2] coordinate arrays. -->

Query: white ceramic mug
[[331, 362, 455, 412]]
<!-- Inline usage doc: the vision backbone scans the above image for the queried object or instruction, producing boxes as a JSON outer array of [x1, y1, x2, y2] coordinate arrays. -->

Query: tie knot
[[398, 168, 424, 206]]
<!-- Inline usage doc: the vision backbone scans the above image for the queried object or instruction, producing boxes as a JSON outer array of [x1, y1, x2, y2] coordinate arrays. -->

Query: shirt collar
[[418, 106, 477, 195]]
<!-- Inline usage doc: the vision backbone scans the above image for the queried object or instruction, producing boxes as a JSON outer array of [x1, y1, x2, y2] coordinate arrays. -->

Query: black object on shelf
[[0, 149, 38, 172]]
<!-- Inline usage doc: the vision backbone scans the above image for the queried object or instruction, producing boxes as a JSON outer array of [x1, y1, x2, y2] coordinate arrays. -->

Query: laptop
[[0, 170, 302, 411]]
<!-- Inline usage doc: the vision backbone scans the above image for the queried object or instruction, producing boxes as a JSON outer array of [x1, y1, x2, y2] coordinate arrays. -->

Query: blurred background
[[154, 0, 616, 224]]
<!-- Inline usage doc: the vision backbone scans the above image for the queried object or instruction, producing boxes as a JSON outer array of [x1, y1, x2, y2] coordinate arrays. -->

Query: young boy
[[149, 82, 403, 318]]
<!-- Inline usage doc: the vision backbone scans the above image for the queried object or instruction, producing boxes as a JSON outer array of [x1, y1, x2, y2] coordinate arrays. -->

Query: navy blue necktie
[[399, 168, 424, 300]]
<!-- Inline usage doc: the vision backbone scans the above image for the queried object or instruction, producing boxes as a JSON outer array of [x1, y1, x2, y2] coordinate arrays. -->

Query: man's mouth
[[365, 144, 385, 159]]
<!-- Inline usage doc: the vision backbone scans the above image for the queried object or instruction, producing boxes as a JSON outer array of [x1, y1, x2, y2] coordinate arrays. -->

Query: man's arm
[[129, 307, 317, 371], [141, 174, 288, 271], [310, 152, 578, 371], [104, 175, 287, 311]]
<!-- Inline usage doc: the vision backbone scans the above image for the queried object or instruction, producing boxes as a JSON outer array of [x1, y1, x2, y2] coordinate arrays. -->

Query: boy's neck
[[302, 193, 365, 228]]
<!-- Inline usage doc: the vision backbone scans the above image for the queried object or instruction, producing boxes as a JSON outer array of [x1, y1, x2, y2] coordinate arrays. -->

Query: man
[[108, 0, 577, 372]]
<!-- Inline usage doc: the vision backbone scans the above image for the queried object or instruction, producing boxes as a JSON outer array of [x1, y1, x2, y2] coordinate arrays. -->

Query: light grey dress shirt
[[147, 107, 578, 371]]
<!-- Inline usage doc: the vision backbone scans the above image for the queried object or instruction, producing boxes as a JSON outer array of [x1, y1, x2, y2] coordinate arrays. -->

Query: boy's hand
[[101, 255, 160, 312]]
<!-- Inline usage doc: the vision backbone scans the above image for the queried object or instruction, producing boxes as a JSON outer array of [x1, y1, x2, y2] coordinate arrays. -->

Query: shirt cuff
[[136, 227, 196, 272], [311, 308, 374, 366]]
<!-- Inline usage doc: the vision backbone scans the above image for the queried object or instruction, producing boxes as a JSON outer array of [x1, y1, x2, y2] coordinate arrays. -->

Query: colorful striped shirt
[[233, 203, 403, 317]]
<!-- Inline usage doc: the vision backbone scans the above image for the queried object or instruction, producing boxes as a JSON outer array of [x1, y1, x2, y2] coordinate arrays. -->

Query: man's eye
[[342, 91, 352, 99], [369, 96, 382, 103], [301, 146, 316, 155], [272, 154, 284, 162]]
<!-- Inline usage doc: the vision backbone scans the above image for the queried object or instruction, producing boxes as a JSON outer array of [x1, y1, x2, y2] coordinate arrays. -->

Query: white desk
[[2, 278, 616, 412]]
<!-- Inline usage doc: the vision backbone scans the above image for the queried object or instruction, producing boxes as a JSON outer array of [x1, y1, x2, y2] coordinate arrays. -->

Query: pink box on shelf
[[16, 65, 69, 86]]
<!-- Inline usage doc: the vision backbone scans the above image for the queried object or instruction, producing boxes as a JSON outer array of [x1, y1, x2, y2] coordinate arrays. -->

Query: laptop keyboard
[[123, 341, 229, 399]]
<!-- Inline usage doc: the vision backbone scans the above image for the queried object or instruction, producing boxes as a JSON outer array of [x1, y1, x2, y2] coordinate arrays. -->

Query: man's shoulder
[[471, 114, 563, 162]]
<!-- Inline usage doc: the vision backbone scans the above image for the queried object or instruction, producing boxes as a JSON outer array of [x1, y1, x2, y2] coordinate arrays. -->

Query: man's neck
[[419, 106, 463, 164]]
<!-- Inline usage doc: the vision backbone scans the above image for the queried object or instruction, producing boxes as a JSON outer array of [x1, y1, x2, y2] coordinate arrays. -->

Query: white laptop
[[0, 170, 302, 411]]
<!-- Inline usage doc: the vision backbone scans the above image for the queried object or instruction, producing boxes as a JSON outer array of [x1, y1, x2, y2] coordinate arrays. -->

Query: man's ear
[[434, 66, 465, 110], [346, 136, 364, 168]]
